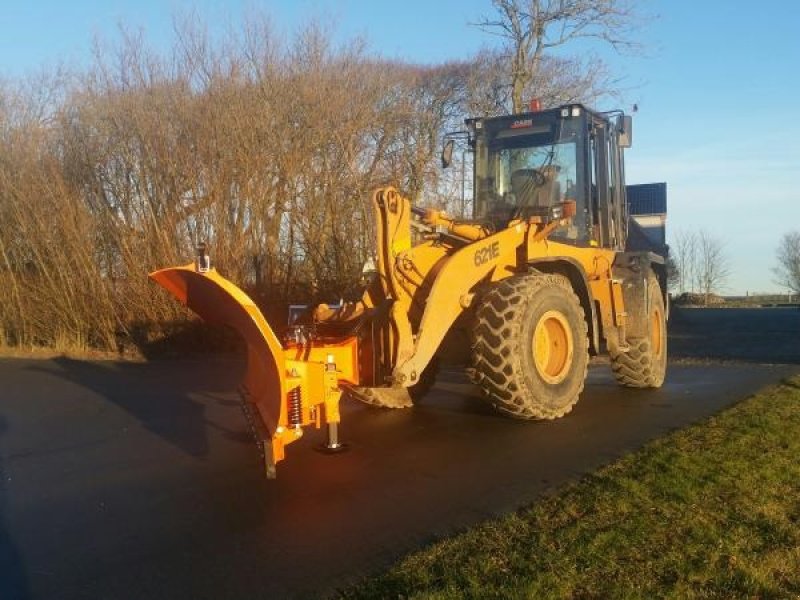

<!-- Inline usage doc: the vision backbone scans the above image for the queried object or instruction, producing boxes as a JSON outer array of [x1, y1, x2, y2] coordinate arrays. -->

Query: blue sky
[[2, 0, 798, 294]]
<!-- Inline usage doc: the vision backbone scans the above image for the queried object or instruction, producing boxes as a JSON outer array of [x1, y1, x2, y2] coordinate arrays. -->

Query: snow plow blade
[[149, 264, 286, 439]]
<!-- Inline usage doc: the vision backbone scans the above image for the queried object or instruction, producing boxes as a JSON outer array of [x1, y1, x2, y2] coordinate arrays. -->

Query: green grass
[[344, 376, 800, 599]]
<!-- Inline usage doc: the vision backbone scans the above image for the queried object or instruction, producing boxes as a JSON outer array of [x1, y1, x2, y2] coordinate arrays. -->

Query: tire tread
[[471, 274, 588, 420]]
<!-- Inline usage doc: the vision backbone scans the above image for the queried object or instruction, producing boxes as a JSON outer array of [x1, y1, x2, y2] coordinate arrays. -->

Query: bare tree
[[774, 231, 800, 295], [462, 47, 617, 117], [665, 254, 679, 291], [671, 229, 697, 294], [671, 229, 729, 302], [473, 0, 640, 113], [695, 230, 729, 304]]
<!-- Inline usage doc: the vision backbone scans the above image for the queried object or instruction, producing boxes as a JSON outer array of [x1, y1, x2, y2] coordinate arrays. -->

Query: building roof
[[627, 182, 667, 216]]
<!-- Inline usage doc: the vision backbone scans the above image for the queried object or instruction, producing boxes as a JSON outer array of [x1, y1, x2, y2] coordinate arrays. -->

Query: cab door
[[588, 119, 626, 251]]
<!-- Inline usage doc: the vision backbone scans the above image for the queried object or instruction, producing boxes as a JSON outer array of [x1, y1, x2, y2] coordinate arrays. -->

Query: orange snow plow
[[150, 263, 358, 478]]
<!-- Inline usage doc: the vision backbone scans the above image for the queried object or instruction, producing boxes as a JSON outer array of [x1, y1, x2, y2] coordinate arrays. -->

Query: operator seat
[[511, 166, 561, 211]]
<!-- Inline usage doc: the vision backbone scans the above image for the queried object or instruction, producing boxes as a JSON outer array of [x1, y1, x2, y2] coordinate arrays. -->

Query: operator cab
[[465, 103, 632, 251]]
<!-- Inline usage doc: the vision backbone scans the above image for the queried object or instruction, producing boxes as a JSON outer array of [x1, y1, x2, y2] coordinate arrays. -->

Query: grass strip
[[344, 375, 800, 599]]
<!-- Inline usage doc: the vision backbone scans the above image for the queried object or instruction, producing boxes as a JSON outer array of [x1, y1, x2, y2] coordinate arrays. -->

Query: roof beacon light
[[529, 98, 542, 112], [571, 106, 581, 117]]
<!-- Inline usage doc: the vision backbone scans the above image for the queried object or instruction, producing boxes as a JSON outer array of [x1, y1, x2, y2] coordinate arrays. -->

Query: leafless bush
[[0, 12, 628, 354], [670, 228, 729, 303], [774, 231, 800, 295]]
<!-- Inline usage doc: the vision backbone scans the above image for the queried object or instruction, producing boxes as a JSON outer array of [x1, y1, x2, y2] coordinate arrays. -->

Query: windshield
[[474, 116, 588, 242], [495, 142, 577, 206]]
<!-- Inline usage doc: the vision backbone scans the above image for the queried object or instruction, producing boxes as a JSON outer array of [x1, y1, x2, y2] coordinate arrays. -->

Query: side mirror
[[618, 115, 633, 148], [441, 139, 455, 168]]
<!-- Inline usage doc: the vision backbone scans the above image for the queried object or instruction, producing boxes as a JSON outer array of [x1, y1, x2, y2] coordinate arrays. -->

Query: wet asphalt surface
[[1, 307, 799, 599]]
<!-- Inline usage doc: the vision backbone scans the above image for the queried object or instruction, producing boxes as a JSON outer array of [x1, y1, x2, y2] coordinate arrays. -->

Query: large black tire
[[610, 273, 667, 388], [471, 274, 589, 420]]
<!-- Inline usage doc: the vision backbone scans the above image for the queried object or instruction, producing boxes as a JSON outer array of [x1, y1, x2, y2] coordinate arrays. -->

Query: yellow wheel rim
[[532, 310, 573, 384], [651, 305, 663, 358]]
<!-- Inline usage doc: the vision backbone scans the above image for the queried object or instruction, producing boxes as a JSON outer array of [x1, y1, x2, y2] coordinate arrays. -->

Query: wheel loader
[[150, 102, 667, 478]]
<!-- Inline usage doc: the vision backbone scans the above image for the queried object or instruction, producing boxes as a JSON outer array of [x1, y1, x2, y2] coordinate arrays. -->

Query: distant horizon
[[683, 292, 797, 300]]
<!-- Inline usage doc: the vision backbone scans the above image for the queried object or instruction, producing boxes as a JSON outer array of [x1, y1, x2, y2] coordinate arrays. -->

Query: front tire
[[471, 274, 589, 420]]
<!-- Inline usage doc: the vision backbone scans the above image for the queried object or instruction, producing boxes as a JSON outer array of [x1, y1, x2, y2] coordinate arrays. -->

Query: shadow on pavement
[[24, 357, 248, 458], [0, 416, 31, 600], [125, 320, 244, 360]]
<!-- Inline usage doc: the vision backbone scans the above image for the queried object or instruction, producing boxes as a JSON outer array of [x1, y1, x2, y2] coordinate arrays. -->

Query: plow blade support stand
[[149, 264, 286, 439]]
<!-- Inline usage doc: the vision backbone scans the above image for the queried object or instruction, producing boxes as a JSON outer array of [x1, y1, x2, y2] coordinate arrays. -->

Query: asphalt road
[[668, 306, 800, 364], [1, 307, 798, 599]]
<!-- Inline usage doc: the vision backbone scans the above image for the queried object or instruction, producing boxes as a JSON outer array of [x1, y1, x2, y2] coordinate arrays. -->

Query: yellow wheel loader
[[151, 103, 668, 478]]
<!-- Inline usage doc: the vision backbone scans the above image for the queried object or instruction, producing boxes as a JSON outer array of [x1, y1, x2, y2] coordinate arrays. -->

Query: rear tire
[[610, 272, 667, 388], [471, 274, 589, 420]]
